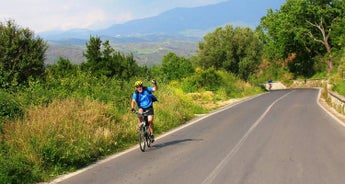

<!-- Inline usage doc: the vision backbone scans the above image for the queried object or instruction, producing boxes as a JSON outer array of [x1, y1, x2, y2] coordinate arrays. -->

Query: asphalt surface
[[51, 89, 345, 184]]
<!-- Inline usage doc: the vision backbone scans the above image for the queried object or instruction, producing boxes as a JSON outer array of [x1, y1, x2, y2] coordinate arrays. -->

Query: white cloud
[[0, 0, 226, 33]]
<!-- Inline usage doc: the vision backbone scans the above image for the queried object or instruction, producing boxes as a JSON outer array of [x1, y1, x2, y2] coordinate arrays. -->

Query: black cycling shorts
[[141, 106, 154, 115]]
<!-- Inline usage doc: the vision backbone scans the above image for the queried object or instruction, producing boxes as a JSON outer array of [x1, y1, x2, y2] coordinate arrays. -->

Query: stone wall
[[291, 79, 328, 88], [327, 91, 345, 114], [291, 79, 345, 115]]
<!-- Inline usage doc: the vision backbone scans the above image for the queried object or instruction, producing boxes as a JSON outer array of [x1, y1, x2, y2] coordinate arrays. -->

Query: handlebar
[[132, 110, 150, 118]]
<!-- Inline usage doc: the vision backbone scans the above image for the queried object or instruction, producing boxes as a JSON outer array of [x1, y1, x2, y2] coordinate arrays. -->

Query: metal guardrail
[[328, 90, 345, 103]]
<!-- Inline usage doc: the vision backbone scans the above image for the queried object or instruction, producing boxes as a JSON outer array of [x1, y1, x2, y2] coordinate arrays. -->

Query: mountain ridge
[[40, 0, 285, 42], [41, 0, 285, 65]]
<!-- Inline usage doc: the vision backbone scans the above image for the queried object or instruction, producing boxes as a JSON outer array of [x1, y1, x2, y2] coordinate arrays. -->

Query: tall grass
[[1, 98, 124, 182]]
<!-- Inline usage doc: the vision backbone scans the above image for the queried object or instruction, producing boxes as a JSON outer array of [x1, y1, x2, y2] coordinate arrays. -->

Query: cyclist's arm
[[131, 93, 137, 110], [152, 80, 158, 92], [131, 99, 136, 110]]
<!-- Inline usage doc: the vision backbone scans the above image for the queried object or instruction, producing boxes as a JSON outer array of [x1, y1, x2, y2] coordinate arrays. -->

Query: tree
[[161, 52, 194, 81], [304, 0, 344, 73], [81, 36, 103, 75], [46, 57, 78, 78], [81, 36, 140, 79], [331, 0, 345, 52], [260, 0, 345, 76], [112, 52, 139, 80], [0, 20, 47, 89], [195, 25, 262, 81]]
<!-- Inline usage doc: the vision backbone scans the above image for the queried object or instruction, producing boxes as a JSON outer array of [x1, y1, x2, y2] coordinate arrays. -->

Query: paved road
[[53, 89, 345, 184]]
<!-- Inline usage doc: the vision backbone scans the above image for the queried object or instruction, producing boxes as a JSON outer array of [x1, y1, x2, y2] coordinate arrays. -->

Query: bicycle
[[133, 110, 152, 152]]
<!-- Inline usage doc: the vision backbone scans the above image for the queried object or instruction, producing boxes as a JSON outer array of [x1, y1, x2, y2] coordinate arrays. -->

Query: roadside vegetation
[[1, 0, 345, 183]]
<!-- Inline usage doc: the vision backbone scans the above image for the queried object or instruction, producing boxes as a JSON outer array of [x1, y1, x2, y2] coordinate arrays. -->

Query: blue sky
[[1, 0, 283, 33]]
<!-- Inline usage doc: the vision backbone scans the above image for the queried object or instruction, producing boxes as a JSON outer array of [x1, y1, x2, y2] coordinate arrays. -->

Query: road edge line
[[317, 88, 345, 128]]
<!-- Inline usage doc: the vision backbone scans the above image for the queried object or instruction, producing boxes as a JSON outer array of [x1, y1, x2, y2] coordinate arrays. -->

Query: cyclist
[[268, 79, 272, 90], [131, 80, 158, 142]]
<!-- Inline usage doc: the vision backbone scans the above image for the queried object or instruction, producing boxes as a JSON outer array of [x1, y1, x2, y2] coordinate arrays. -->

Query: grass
[[332, 80, 345, 96], [1, 98, 123, 181]]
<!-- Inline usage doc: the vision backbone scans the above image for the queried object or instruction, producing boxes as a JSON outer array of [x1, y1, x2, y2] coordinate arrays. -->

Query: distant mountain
[[41, 0, 285, 65], [99, 0, 284, 38], [40, 0, 285, 42]]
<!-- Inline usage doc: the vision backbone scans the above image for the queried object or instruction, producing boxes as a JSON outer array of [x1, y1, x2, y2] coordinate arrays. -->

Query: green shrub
[[332, 80, 345, 96], [181, 68, 222, 93], [0, 91, 23, 122], [0, 154, 41, 184]]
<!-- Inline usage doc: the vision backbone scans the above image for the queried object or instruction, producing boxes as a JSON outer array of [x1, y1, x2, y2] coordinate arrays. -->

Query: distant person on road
[[268, 79, 272, 90], [131, 80, 158, 142]]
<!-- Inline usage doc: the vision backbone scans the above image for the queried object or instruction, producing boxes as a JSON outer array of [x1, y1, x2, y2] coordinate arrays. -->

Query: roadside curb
[[317, 89, 345, 128]]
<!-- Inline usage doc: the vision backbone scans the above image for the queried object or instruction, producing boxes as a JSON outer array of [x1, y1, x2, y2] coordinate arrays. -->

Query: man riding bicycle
[[131, 80, 158, 142]]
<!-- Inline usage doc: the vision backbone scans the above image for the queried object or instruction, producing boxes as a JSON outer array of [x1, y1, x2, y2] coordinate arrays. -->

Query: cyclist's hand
[[151, 79, 157, 85], [131, 108, 136, 113]]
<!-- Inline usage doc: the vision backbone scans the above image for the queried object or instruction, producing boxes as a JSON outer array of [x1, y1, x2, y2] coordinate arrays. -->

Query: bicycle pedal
[[149, 135, 155, 143]]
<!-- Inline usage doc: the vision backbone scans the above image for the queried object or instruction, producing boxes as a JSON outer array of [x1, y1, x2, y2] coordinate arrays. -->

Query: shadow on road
[[151, 138, 202, 149]]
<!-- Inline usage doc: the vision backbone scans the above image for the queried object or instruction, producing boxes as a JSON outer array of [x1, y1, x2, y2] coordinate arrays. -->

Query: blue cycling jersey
[[132, 87, 153, 108]]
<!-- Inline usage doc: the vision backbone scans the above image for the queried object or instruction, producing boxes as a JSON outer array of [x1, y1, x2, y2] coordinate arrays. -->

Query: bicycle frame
[[134, 110, 151, 152]]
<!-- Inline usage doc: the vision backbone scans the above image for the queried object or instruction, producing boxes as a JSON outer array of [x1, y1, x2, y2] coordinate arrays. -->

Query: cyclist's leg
[[147, 115, 155, 142], [147, 107, 155, 142], [137, 108, 143, 127], [148, 115, 154, 135]]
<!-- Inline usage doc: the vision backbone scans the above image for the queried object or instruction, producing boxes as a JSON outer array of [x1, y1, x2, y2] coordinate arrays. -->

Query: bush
[[332, 80, 345, 96], [0, 91, 23, 122], [181, 68, 222, 93], [0, 154, 41, 184]]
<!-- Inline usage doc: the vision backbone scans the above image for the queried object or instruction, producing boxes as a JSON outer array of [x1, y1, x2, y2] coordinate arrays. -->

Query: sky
[[0, 0, 227, 33]]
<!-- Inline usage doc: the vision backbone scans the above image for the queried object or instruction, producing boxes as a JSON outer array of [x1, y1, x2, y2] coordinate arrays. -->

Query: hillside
[[46, 39, 198, 65]]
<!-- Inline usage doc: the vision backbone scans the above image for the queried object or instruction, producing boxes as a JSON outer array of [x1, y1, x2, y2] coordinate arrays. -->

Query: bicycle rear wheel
[[138, 129, 146, 152]]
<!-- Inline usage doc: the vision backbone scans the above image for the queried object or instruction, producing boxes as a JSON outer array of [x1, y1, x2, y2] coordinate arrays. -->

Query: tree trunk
[[307, 19, 333, 73]]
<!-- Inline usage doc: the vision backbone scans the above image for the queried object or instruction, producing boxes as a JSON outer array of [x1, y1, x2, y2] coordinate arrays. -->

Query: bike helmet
[[134, 80, 143, 87]]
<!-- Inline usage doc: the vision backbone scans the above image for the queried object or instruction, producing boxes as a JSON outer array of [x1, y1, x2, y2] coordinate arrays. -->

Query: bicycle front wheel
[[146, 133, 151, 147], [138, 129, 146, 152]]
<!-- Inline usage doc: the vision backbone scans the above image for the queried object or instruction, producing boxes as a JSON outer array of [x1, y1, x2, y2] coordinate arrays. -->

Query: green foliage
[[179, 68, 254, 99], [259, 0, 345, 77], [45, 57, 78, 78], [161, 52, 194, 81], [195, 25, 262, 81], [332, 81, 345, 96], [181, 67, 222, 92], [0, 20, 47, 89], [332, 18, 345, 49], [0, 91, 23, 122], [331, 51, 345, 95], [81, 37, 140, 79], [0, 153, 41, 184]]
